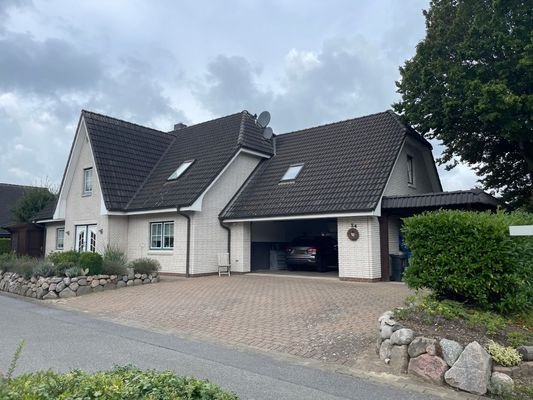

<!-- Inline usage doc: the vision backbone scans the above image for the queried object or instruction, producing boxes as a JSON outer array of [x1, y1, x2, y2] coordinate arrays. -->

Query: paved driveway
[[55, 275, 411, 367]]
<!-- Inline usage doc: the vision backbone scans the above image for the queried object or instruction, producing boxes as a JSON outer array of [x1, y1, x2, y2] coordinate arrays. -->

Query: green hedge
[[0, 238, 10, 255], [0, 366, 238, 399], [402, 210, 533, 313]]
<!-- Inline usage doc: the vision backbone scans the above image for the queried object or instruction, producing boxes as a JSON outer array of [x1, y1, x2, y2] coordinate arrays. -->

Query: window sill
[[147, 250, 174, 256], [408, 184, 416, 189], [82, 193, 93, 197]]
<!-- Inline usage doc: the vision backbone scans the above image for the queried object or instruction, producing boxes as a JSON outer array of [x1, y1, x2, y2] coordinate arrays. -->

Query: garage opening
[[250, 218, 338, 276]]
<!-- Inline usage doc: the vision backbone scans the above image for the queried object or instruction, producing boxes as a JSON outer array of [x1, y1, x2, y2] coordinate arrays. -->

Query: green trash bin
[[390, 254, 407, 281]]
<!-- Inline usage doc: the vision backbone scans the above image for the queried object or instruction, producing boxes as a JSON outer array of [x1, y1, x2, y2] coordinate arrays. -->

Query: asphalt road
[[0, 294, 446, 400]]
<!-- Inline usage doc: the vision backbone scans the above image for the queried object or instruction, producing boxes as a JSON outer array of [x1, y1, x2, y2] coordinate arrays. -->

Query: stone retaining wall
[[376, 310, 533, 396], [0, 270, 159, 300]]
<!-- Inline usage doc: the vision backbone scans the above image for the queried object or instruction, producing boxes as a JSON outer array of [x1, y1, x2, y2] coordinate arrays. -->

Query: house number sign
[[347, 226, 359, 241]]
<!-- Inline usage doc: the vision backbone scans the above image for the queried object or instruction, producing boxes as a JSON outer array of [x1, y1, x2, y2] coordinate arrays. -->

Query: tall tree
[[394, 0, 533, 209], [11, 188, 56, 223]]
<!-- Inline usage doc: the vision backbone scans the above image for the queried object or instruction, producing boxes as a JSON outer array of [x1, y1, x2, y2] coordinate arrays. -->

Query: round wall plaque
[[347, 227, 359, 241]]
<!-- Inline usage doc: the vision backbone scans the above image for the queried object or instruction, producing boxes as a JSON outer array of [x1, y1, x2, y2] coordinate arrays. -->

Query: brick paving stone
[[56, 275, 411, 366]]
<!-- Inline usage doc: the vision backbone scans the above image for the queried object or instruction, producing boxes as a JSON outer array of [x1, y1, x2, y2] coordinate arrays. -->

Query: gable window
[[83, 167, 93, 195], [280, 163, 304, 182], [56, 228, 65, 250], [407, 155, 415, 186], [150, 221, 174, 249], [168, 160, 194, 180]]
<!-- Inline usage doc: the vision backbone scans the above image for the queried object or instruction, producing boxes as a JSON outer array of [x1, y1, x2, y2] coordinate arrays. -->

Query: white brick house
[[35, 110, 498, 281]]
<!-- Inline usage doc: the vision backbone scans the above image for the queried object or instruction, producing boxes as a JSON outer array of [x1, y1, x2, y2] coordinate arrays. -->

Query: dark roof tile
[[222, 111, 408, 219]]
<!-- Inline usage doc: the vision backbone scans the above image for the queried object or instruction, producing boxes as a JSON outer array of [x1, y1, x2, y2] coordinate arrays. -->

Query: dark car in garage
[[285, 236, 338, 272]]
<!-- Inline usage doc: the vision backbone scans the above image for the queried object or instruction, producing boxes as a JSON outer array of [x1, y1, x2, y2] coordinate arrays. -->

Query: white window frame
[[280, 163, 304, 182], [83, 167, 93, 196], [75, 224, 97, 252], [407, 155, 415, 187], [56, 228, 65, 250], [150, 221, 174, 250], [168, 160, 194, 180]]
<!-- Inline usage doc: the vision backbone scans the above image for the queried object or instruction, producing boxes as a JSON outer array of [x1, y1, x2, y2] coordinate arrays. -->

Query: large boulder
[[55, 281, 66, 292], [390, 329, 414, 346], [379, 339, 392, 361], [43, 291, 58, 300], [444, 341, 492, 395], [408, 354, 449, 385], [488, 372, 514, 396], [389, 345, 409, 374], [380, 324, 394, 339], [408, 337, 436, 358], [59, 287, 76, 298], [440, 338, 464, 367], [517, 346, 533, 362]]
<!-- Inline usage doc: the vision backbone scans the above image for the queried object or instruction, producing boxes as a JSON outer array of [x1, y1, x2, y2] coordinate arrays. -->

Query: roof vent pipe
[[174, 123, 187, 130]]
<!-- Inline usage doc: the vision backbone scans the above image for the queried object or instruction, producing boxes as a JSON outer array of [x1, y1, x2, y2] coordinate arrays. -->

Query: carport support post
[[378, 216, 390, 281]]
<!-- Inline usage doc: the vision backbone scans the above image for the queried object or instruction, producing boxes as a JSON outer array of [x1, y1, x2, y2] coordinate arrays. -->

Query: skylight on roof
[[280, 164, 304, 182], [168, 160, 194, 180]]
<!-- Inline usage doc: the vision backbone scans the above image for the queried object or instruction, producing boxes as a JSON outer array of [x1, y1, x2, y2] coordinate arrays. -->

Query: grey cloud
[[194, 37, 396, 133], [0, 32, 103, 94], [194, 55, 270, 116]]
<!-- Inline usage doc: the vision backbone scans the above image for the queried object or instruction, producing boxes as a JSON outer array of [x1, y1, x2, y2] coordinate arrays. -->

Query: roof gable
[[222, 111, 413, 219], [82, 111, 175, 211]]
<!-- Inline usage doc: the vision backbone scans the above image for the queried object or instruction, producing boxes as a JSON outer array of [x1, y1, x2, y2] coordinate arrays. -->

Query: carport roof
[[222, 111, 427, 220], [382, 190, 501, 212]]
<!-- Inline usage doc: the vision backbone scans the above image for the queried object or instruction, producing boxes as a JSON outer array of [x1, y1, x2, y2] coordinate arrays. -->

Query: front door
[[75, 224, 97, 252]]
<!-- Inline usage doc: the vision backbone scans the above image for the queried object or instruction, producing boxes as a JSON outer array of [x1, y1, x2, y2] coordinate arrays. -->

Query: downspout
[[219, 217, 231, 260], [177, 206, 191, 278]]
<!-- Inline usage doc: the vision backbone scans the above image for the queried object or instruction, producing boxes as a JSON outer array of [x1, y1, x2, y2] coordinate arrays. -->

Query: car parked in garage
[[285, 236, 338, 272]]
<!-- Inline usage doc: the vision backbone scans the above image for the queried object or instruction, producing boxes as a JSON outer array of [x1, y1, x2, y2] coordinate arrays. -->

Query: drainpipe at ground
[[219, 218, 231, 261], [177, 206, 191, 278]]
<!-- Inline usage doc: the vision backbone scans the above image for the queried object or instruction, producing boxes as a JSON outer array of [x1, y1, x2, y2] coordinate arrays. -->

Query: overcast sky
[[0, 0, 478, 191]]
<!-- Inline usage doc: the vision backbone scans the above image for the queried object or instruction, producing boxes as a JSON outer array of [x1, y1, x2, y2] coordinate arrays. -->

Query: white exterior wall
[[127, 212, 187, 273], [107, 216, 128, 252], [189, 153, 261, 275], [337, 216, 381, 280], [388, 217, 401, 255], [59, 123, 108, 253], [385, 138, 440, 196], [230, 222, 251, 272], [44, 222, 65, 255]]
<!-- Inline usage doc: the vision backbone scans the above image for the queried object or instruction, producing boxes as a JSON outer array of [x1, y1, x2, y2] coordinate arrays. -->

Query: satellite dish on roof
[[263, 126, 273, 140], [256, 111, 271, 128]]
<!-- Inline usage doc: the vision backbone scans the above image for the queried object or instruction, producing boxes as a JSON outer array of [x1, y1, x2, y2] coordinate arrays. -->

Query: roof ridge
[[276, 110, 394, 138], [124, 134, 179, 211], [169, 110, 247, 135], [237, 111, 248, 146], [81, 109, 171, 138]]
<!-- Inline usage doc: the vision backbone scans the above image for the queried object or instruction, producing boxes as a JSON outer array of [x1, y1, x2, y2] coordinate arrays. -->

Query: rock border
[[376, 310, 532, 396], [0, 269, 159, 300]]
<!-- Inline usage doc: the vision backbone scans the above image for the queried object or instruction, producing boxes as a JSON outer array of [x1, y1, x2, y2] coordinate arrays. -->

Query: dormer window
[[168, 160, 194, 180], [280, 163, 304, 182], [83, 167, 93, 196]]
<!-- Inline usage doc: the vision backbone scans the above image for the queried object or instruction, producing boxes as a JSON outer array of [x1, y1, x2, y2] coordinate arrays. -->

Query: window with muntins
[[150, 222, 174, 249], [168, 160, 194, 180], [407, 155, 415, 186], [280, 163, 304, 182], [83, 167, 93, 195], [56, 228, 64, 250]]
